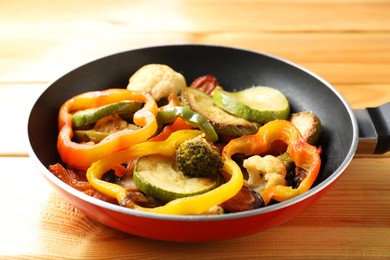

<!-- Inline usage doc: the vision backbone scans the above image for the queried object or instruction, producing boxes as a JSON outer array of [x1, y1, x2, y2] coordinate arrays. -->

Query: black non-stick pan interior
[[28, 44, 356, 189]]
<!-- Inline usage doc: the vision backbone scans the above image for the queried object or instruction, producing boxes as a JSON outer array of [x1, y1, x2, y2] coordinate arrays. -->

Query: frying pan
[[26, 44, 390, 242]]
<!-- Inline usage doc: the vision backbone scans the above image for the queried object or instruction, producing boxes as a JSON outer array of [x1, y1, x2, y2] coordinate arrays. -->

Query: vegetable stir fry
[[50, 64, 322, 215]]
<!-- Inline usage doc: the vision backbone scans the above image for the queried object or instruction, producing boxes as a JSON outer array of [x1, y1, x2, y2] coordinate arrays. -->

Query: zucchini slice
[[72, 101, 143, 128], [213, 86, 290, 124], [133, 155, 220, 202], [181, 88, 259, 137], [73, 123, 141, 143]]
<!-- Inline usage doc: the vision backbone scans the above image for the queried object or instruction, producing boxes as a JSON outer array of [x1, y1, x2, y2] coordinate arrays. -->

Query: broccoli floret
[[175, 135, 223, 178]]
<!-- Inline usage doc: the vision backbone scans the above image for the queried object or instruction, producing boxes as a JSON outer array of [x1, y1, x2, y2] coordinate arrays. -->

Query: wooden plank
[[0, 157, 389, 259], [0, 84, 47, 156], [1, 33, 389, 84], [336, 83, 390, 108], [1, 1, 390, 33]]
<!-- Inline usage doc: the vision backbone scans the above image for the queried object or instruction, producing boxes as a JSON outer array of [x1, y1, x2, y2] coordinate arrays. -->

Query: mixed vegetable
[[49, 64, 322, 215]]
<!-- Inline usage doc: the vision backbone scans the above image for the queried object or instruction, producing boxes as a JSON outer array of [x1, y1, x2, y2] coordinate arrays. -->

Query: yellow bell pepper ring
[[57, 89, 158, 170], [86, 129, 244, 215], [143, 158, 243, 215]]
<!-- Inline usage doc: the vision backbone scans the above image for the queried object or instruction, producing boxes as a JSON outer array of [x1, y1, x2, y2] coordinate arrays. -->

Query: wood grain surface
[[1, 0, 389, 259]]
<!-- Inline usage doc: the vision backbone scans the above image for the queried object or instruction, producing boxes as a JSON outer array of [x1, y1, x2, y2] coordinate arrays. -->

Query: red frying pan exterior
[[39, 164, 340, 242]]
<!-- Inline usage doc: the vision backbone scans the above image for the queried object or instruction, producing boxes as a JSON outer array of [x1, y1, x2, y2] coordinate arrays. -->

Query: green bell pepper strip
[[157, 106, 218, 142]]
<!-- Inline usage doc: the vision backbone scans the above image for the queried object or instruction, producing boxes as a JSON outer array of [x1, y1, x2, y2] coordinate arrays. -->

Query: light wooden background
[[0, 0, 389, 259]]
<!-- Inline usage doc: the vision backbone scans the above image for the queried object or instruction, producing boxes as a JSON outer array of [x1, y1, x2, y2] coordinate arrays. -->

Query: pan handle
[[354, 102, 390, 154]]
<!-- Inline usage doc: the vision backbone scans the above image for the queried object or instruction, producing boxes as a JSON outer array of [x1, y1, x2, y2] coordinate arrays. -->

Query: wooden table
[[1, 0, 390, 259]]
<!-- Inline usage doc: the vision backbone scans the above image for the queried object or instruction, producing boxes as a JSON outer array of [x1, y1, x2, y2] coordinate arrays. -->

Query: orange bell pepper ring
[[57, 88, 158, 170], [223, 119, 321, 205]]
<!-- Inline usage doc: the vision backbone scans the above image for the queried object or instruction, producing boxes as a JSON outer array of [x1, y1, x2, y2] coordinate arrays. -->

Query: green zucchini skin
[[213, 87, 290, 124], [72, 101, 143, 128], [133, 155, 220, 202]]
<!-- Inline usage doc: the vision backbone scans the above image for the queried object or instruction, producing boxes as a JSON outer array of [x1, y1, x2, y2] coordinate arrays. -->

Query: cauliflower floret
[[243, 155, 287, 193], [127, 64, 187, 101]]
